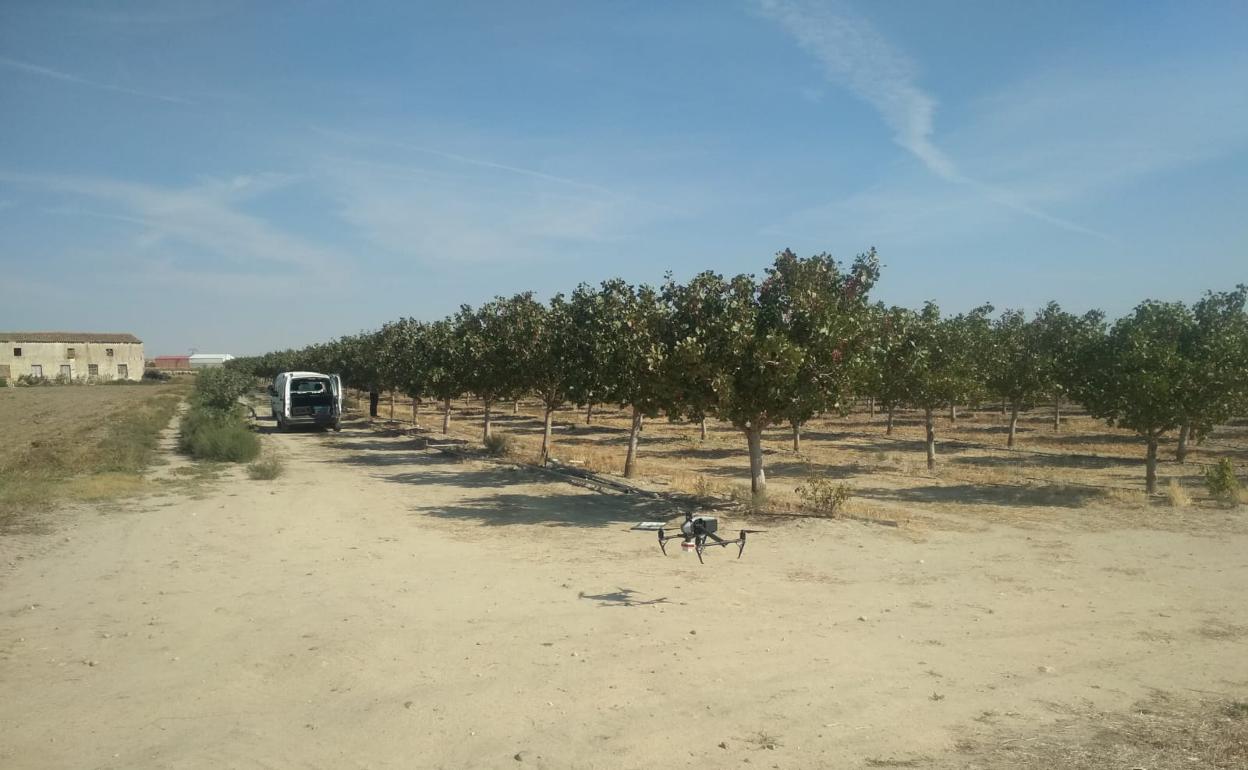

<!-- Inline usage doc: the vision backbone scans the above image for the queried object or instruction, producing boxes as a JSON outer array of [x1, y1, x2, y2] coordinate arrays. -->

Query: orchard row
[[228, 250, 1248, 494]]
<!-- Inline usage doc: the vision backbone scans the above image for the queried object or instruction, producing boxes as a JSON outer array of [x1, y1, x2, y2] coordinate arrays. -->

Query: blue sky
[[1, 0, 1245, 355]]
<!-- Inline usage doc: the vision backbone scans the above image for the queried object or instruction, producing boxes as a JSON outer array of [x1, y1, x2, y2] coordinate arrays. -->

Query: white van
[[269, 371, 343, 431]]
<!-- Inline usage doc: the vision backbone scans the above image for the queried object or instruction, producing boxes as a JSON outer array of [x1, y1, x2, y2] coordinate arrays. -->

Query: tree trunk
[[746, 423, 766, 495], [623, 407, 642, 478], [1145, 436, 1159, 495], [1176, 422, 1190, 462], [1053, 398, 1061, 431], [791, 420, 801, 453], [1007, 402, 1020, 448], [924, 407, 936, 470], [886, 405, 895, 435], [949, 403, 957, 425], [513, 400, 519, 415], [868, 397, 875, 417], [369, 389, 379, 418], [540, 407, 554, 465], [482, 401, 493, 442], [389, 390, 395, 420], [442, 398, 451, 434], [699, 417, 707, 441], [585, 402, 593, 424], [412, 398, 418, 426], [1001, 396, 1007, 415]]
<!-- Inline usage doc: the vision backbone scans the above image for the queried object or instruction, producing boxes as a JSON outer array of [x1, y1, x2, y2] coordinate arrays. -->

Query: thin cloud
[[0, 56, 193, 105], [755, 0, 1110, 241], [0, 170, 336, 281], [756, 0, 956, 179], [313, 127, 616, 196]]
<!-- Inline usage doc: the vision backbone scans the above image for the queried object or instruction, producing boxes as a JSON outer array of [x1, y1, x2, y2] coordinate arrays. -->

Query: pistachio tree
[[985, 309, 1051, 448], [1076, 300, 1189, 494], [692, 249, 880, 494], [864, 305, 916, 435], [423, 319, 465, 434], [661, 271, 730, 441], [1031, 302, 1104, 431], [454, 293, 542, 442], [529, 295, 579, 463], [563, 282, 614, 425], [589, 279, 668, 478], [1175, 285, 1248, 460], [895, 303, 993, 469]]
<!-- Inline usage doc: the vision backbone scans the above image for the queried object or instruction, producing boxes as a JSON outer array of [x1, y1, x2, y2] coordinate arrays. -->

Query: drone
[[632, 511, 763, 564]]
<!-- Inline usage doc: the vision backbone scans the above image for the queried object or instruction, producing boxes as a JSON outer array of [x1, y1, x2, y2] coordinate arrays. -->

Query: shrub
[[796, 471, 851, 516], [247, 456, 284, 480], [179, 409, 260, 462], [1204, 459, 1242, 504], [191, 368, 254, 412], [483, 431, 514, 457]]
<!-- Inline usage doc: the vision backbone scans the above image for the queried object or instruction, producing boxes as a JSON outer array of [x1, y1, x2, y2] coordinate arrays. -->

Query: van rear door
[[329, 374, 343, 417]]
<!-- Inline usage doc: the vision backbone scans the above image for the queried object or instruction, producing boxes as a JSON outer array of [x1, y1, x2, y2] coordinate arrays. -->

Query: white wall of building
[[0, 341, 145, 381]]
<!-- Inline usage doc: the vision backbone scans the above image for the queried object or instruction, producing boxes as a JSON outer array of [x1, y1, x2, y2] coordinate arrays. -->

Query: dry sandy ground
[[2, 417, 1246, 769]]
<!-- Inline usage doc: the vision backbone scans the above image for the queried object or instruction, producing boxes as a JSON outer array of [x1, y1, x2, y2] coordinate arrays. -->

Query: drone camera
[[683, 515, 718, 537]]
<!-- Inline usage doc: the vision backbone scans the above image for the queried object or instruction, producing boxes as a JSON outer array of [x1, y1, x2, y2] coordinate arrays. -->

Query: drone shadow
[[578, 588, 671, 607]]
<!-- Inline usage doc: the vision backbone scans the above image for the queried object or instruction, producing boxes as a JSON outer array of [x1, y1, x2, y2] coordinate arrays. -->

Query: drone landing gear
[[655, 512, 760, 564]]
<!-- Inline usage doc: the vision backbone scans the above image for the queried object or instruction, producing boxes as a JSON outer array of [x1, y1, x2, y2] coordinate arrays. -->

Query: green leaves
[[1077, 300, 1189, 438]]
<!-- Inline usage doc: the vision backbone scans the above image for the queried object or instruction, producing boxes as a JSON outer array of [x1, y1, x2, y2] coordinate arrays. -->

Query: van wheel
[[277, 417, 287, 432]]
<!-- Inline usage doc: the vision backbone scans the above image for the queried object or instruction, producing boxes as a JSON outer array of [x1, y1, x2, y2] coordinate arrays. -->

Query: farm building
[[0, 332, 145, 382], [189, 353, 235, 369], [149, 355, 192, 373]]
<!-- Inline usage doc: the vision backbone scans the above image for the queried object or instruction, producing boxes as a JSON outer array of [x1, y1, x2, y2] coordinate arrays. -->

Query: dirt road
[[2, 418, 1246, 768]]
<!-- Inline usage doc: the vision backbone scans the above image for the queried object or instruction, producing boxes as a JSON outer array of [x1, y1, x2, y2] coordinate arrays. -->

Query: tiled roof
[[0, 332, 143, 344]]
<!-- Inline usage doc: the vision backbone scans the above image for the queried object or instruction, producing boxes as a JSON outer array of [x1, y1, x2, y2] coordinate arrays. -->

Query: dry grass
[[1165, 478, 1192, 508], [1100, 486, 1149, 507], [246, 455, 284, 480], [0, 382, 188, 531], [956, 692, 1248, 769]]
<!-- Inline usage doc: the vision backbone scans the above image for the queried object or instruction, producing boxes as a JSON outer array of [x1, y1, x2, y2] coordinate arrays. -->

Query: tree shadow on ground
[[692, 458, 863, 482], [790, 429, 858, 444], [417, 489, 680, 529], [858, 482, 1104, 508], [951, 453, 1138, 470], [844, 437, 981, 455], [643, 446, 748, 461], [1034, 432, 1146, 447], [577, 588, 671, 607]]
